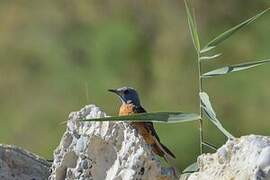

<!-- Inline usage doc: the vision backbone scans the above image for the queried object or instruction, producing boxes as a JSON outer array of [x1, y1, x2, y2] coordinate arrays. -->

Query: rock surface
[[185, 135, 270, 180], [0, 144, 51, 180], [3, 104, 268, 180], [49, 104, 175, 180]]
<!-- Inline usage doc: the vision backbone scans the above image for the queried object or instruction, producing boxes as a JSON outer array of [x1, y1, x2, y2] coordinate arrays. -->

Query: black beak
[[108, 88, 125, 103], [108, 89, 118, 94]]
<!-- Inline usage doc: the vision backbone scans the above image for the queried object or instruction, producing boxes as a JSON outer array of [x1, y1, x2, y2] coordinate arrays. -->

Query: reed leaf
[[202, 59, 270, 78], [182, 162, 198, 173], [81, 112, 200, 123], [202, 8, 270, 52], [200, 53, 222, 61], [202, 141, 217, 151], [199, 92, 234, 139], [184, 0, 200, 52], [200, 46, 215, 53]]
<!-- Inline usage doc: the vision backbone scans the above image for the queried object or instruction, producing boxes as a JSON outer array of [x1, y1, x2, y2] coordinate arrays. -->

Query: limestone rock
[[0, 144, 50, 180], [49, 104, 175, 180], [185, 135, 270, 180]]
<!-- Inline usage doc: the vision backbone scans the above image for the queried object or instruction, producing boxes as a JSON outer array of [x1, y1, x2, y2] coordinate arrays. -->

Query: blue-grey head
[[108, 87, 141, 106]]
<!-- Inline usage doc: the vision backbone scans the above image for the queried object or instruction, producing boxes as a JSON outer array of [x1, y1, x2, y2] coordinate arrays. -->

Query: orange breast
[[119, 104, 135, 116]]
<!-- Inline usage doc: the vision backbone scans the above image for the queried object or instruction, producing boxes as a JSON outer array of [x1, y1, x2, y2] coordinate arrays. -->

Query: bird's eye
[[123, 89, 129, 94]]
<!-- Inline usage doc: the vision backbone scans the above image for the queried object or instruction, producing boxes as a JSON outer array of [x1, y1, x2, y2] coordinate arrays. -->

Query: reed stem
[[197, 52, 204, 154]]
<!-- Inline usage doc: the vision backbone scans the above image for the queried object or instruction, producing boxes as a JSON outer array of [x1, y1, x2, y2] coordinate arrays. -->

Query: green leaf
[[202, 59, 270, 78], [202, 8, 270, 51], [184, 0, 200, 52], [202, 141, 217, 151], [199, 92, 234, 139], [200, 53, 222, 61], [182, 162, 198, 173], [200, 46, 216, 53], [81, 112, 200, 123]]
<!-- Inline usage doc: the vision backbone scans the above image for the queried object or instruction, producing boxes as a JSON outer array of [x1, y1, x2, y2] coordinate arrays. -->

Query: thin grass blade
[[182, 162, 198, 174], [81, 112, 200, 123], [200, 46, 216, 53], [200, 92, 234, 139], [202, 141, 218, 151], [202, 59, 270, 78], [202, 8, 270, 51], [200, 53, 222, 61], [184, 0, 200, 52]]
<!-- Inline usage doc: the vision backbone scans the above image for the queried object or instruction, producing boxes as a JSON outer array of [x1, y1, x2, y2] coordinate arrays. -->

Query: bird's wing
[[133, 105, 175, 159], [133, 105, 147, 113], [133, 106, 161, 142]]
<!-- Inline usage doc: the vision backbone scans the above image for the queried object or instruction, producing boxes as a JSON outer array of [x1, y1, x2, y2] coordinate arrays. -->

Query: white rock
[[185, 135, 270, 180], [0, 144, 50, 180], [49, 104, 175, 180]]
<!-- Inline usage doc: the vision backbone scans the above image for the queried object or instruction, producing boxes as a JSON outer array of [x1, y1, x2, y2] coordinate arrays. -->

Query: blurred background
[[0, 0, 269, 170]]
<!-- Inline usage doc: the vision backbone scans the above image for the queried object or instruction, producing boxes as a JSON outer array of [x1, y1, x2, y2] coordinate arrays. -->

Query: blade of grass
[[81, 112, 200, 123], [202, 59, 270, 78], [182, 162, 199, 174], [202, 141, 217, 151], [200, 53, 222, 61], [200, 92, 234, 139], [202, 8, 270, 52], [184, 0, 200, 52], [200, 46, 216, 53]]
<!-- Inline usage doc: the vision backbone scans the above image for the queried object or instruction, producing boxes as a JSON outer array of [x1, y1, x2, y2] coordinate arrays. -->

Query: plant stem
[[197, 52, 204, 154]]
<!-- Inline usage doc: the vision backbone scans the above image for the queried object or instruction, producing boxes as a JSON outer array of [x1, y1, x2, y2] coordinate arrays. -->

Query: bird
[[108, 87, 176, 161]]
